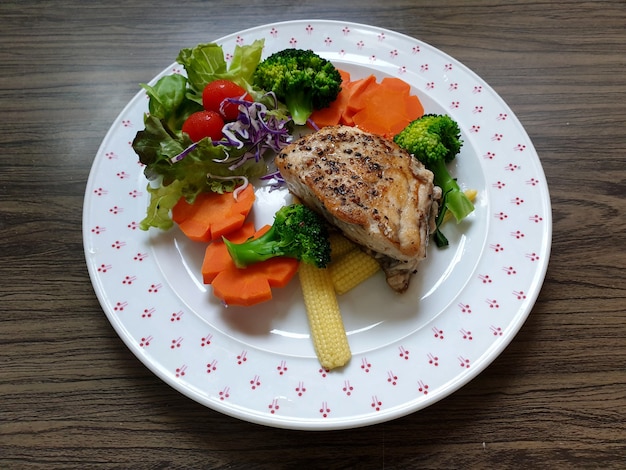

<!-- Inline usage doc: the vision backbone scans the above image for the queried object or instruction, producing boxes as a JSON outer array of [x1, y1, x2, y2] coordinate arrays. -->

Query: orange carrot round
[[352, 77, 424, 139], [309, 72, 424, 139], [201, 222, 256, 284], [171, 184, 256, 242], [201, 223, 300, 307]]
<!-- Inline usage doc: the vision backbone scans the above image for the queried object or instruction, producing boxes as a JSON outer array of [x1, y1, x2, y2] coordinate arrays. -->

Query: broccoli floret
[[252, 48, 342, 125], [394, 114, 474, 247], [223, 204, 331, 268]]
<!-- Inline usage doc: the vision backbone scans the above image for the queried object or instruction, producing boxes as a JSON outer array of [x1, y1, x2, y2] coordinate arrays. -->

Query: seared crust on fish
[[275, 125, 440, 292]]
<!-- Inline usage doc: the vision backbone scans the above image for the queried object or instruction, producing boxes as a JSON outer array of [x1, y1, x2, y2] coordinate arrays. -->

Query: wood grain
[[1, 0, 625, 468]]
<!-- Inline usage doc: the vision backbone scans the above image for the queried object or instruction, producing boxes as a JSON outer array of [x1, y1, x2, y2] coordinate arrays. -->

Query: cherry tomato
[[181, 110, 224, 142], [202, 79, 253, 121]]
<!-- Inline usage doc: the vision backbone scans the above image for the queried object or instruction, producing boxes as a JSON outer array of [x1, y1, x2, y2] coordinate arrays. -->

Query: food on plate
[[351, 76, 424, 138], [276, 125, 441, 293], [132, 39, 292, 231], [443, 189, 477, 224], [201, 79, 254, 121], [170, 183, 255, 243], [223, 203, 331, 269], [298, 261, 351, 370], [310, 72, 424, 139], [329, 247, 381, 295], [252, 48, 343, 125], [202, 222, 300, 307], [306, 69, 353, 128], [328, 231, 358, 258], [181, 109, 225, 142], [127, 37, 477, 369], [327, 231, 381, 294], [394, 114, 474, 247]]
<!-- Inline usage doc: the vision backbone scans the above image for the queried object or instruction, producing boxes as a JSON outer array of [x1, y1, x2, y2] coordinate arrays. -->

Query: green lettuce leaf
[[132, 115, 268, 230], [132, 39, 267, 231], [140, 74, 187, 120], [140, 180, 185, 231], [228, 39, 265, 86], [132, 114, 186, 168], [176, 39, 264, 100]]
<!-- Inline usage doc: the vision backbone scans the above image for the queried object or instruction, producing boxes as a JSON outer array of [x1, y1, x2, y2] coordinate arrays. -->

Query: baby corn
[[330, 248, 380, 295], [329, 231, 358, 258], [299, 262, 351, 369]]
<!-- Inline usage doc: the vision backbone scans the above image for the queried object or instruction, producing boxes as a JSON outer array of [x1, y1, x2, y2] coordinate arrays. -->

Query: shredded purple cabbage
[[169, 141, 199, 164], [259, 169, 286, 191], [169, 92, 293, 170], [219, 92, 293, 170], [307, 117, 320, 132]]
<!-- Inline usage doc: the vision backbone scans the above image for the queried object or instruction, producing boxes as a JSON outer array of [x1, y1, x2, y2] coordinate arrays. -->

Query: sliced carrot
[[341, 74, 378, 125], [258, 256, 301, 288], [201, 222, 256, 284], [201, 223, 300, 307], [212, 255, 299, 306], [353, 91, 414, 138], [352, 105, 406, 138], [379, 76, 411, 94], [169, 193, 198, 222], [171, 184, 255, 242], [352, 77, 424, 139], [309, 87, 350, 128], [212, 266, 273, 307], [308, 71, 425, 139], [404, 94, 425, 124]]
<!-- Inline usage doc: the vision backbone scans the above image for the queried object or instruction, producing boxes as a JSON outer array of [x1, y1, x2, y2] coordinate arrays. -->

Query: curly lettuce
[[176, 39, 265, 103], [131, 39, 268, 231]]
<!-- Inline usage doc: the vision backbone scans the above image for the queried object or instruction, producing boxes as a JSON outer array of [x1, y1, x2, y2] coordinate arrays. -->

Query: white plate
[[83, 20, 551, 430]]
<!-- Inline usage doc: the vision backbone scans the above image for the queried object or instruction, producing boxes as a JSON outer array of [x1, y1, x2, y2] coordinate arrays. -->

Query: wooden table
[[2, 1, 625, 468]]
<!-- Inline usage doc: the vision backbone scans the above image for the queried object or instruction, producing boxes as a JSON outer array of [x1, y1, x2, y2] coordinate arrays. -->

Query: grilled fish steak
[[275, 125, 440, 292]]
